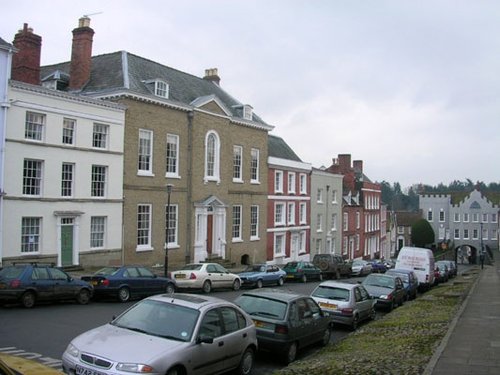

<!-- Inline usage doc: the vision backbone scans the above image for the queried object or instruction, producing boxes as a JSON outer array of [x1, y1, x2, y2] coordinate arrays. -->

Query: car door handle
[[242, 333, 247, 338], [218, 341, 224, 347]]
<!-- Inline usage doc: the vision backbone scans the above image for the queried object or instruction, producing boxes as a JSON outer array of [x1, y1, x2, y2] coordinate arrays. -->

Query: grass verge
[[274, 268, 480, 375]]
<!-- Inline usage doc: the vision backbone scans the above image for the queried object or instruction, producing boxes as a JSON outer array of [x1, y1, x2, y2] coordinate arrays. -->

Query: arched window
[[205, 131, 220, 182]]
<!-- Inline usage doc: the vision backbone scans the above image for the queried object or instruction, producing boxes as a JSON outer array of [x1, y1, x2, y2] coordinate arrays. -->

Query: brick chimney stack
[[203, 68, 220, 85], [353, 160, 363, 175], [11, 23, 42, 85], [69, 16, 94, 90], [338, 154, 352, 173]]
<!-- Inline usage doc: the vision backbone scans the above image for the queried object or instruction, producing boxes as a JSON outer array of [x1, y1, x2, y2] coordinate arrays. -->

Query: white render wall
[[2, 82, 125, 265]]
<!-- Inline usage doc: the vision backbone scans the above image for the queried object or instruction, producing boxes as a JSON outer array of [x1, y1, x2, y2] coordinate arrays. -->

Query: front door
[[207, 214, 213, 255], [61, 218, 74, 266]]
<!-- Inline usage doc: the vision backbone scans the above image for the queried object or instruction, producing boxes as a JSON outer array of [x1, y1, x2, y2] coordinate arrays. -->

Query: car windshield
[[112, 299, 199, 342], [181, 264, 203, 271], [284, 262, 298, 270], [363, 275, 394, 289], [352, 260, 364, 266], [0, 266, 24, 279], [94, 267, 120, 276], [389, 272, 409, 282], [236, 295, 288, 320], [244, 265, 265, 272], [312, 286, 350, 301]]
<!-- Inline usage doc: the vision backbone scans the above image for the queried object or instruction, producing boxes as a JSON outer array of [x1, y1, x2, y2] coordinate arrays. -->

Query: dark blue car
[[81, 266, 176, 302], [386, 269, 419, 300], [238, 264, 287, 288], [0, 263, 93, 308]]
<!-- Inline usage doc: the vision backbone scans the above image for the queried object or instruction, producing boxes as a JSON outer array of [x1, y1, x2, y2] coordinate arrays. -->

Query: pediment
[[190, 95, 232, 116]]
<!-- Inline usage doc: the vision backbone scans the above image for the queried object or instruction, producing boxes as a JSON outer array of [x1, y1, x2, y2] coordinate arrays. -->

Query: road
[[0, 277, 372, 374]]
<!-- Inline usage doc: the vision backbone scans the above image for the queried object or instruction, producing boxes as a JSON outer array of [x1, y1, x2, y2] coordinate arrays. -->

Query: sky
[[2, 0, 499, 188]]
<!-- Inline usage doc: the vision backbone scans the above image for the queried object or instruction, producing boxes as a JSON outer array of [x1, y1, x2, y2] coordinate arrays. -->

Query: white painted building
[[2, 80, 125, 267]]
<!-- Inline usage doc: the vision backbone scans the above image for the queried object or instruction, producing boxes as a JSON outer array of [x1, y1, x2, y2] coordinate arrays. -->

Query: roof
[[40, 51, 271, 128], [268, 134, 302, 161], [395, 211, 421, 226]]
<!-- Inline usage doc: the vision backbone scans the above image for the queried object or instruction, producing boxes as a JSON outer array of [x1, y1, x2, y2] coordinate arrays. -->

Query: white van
[[395, 246, 435, 291]]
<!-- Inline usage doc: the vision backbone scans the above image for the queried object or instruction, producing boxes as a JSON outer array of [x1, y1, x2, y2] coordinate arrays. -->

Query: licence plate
[[76, 365, 107, 375], [91, 281, 98, 286], [319, 302, 337, 309], [175, 274, 186, 279], [286, 275, 294, 279]]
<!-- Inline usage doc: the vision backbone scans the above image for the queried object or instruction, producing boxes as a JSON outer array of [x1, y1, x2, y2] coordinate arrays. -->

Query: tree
[[411, 219, 435, 248]]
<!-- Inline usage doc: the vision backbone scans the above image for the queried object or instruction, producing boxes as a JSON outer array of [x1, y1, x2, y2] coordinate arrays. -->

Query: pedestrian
[[480, 252, 485, 269]]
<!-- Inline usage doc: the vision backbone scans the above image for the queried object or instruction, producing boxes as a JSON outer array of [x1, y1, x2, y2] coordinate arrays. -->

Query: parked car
[[446, 260, 458, 277], [81, 266, 176, 303], [434, 262, 449, 284], [0, 352, 64, 374], [362, 273, 406, 311], [235, 289, 331, 364], [383, 259, 396, 269], [367, 260, 387, 273], [238, 264, 286, 288], [311, 280, 375, 330], [170, 263, 241, 293], [396, 246, 435, 292], [351, 260, 373, 276], [386, 268, 419, 300], [282, 261, 323, 283], [436, 260, 455, 279], [0, 263, 93, 308], [62, 293, 257, 375], [312, 254, 352, 279]]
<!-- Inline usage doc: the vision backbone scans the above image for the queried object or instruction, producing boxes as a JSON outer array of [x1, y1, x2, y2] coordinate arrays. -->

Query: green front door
[[61, 224, 73, 266]]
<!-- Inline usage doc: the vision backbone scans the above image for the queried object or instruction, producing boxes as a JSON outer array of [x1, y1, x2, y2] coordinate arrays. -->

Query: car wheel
[[283, 342, 298, 364], [232, 279, 241, 291], [351, 314, 359, 331], [118, 287, 130, 302], [277, 277, 284, 286], [166, 283, 175, 294], [202, 280, 212, 293], [166, 366, 183, 375], [256, 279, 263, 289], [369, 307, 376, 320], [21, 291, 36, 308], [301, 274, 307, 283], [320, 328, 331, 346], [76, 289, 91, 305], [235, 347, 254, 375]]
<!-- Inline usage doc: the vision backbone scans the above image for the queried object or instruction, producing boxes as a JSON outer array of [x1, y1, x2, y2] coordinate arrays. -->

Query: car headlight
[[379, 295, 389, 300], [65, 343, 79, 358], [116, 363, 154, 373]]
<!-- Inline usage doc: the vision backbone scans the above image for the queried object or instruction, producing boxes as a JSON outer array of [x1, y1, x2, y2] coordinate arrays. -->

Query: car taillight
[[387, 293, 393, 300], [275, 325, 288, 334], [297, 268, 302, 273], [189, 273, 197, 280], [102, 279, 110, 286], [9, 279, 21, 288], [340, 308, 353, 315]]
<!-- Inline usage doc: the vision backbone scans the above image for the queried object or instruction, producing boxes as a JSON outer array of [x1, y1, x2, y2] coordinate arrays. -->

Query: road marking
[[0, 347, 62, 369]]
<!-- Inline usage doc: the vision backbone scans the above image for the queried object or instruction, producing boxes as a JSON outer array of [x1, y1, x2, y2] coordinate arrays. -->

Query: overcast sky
[[2, 0, 499, 188]]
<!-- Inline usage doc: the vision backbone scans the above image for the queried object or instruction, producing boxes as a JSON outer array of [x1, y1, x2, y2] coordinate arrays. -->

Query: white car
[[62, 293, 257, 375], [171, 263, 241, 293]]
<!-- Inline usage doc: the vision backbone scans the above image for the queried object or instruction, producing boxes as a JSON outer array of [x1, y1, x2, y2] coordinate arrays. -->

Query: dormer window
[[243, 105, 253, 120], [155, 80, 169, 98]]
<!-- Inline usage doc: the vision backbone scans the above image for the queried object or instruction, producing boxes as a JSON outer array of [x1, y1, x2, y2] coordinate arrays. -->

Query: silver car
[[311, 281, 375, 330], [62, 293, 257, 375]]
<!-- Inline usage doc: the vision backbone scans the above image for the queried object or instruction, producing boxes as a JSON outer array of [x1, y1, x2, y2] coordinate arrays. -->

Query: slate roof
[[268, 134, 302, 162], [0, 37, 13, 50], [40, 51, 270, 128]]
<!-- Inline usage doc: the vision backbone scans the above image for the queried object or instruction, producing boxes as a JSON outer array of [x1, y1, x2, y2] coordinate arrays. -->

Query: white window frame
[[472, 213, 479, 223], [454, 228, 460, 239], [299, 231, 306, 254], [138, 129, 153, 175], [274, 233, 286, 257], [331, 213, 337, 231], [275, 170, 284, 193], [317, 188, 323, 203], [343, 212, 348, 231], [90, 216, 106, 249], [250, 205, 259, 240], [299, 173, 307, 194], [299, 202, 307, 224], [62, 118, 75, 145], [25, 111, 45, 141], [155, 80, 169, 98], [23, 159, 43, 196], [137, 204, 152, 251], [472, 229, 479, 240], [287, 172, 296, 194], [166, 133, 179, 178], [275, 202, 286, 226], [232, 205, 243, 242], [61, 162, 74, 197], [91, 165, 107, 198], [233, 145, 243, 182], [439, 210, 445, 222], [463, 213, 469, 222], [332, 190, 337, 203], [463, 229, 469, 239], [454, 212, 460, 222], [204, 131, 220, 183], [482, 213, 488, 223], [21, 217, 42, 253], [356, 212, 360, 229], [165, 204, 179, 248], [287, 202, 296, 225], [250, 148, 259, 183], [492, 213, 498, 223], [427, 209, 433, 221], [92, 123, 109, 149], [317, 214, 323, 232]]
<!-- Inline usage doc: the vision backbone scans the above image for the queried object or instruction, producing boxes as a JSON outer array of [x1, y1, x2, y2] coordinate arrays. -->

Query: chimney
[[338, 154, 352, 172], [203, 68, 220, 85], [69, 16, 94, 90], [353, 160, 363, 175], [11, 23, 42, 85]]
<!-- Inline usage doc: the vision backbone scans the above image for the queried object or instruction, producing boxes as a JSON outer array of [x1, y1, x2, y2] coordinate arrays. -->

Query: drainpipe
[[185, 110, 194, 264]]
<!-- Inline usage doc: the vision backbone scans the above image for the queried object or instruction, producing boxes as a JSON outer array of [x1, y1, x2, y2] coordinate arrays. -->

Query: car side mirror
[[197, 335, 214, 344]]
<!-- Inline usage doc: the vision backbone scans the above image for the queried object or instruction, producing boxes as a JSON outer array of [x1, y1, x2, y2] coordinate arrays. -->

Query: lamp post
[[164, 184, 174, 277]]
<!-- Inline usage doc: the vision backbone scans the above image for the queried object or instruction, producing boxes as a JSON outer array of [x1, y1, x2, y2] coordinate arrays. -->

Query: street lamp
[[164, 184, 174, 277]]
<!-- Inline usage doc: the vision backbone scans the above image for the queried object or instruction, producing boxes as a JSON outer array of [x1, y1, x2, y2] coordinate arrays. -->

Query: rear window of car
[[0, 266, 25, 279], [312, 286, 350, 301], [236, 295, 288, 320], [284, 262, 298, 270], [181, 264, 203, 271], [389, 272, 409, 282], [95, 267, 120, 276]]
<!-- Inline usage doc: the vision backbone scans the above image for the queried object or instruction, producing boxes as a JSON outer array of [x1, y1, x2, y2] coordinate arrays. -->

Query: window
[[90, 216, 106, 248], [91, 165, 107, 197], [332, 190, 337, 203], [25, 112, 45, 141], [243, 105, 253, 120], [397, 226, 404, 234], [331, 213, 337, 230], [287, 202, 295, 225], [299, 202, 307, 224], [454, 229, 460, 239], [137, 204, 152, 249], [61, 163, 74, 197], [454, 213, 460, 222], [492, 213, 498, 223], [275, 171, 283, 193], [205, 131, 220, 182], [250, 205, 259, 239], [232, 205, 242, 241], [317, 214, 323, 232], [233, 145, 243, 181], [288, 173, 296, 194], [299, 231, 306, 253], [356, 212, 360, 229], [62, 118, 75, 145], [274, 233, 285, 256], [316, 239, 322, 253], [439, 210, 445, 222], [166, 134, 179, 177], [275, 202, 285, 225], [343, 212, 348, 231], [464, 229, 469, 239], [165, 204, 178, 247], [23, 159, 43, 196], [472, 229, 478, 240], [250, 148, 259, 183], [21, 217, 41, 253], [138, 129, 153, 174], [472, 213, 479, 222], [427, 209, 433, 221], [463, 213, 469, 222], [482, 228, 488, 240], [155, 80, 169, 98], [92, 123, 108, 149], [317, 188, 323, 203], [482, 213, 488, 223], [299, 174, 307, 194]]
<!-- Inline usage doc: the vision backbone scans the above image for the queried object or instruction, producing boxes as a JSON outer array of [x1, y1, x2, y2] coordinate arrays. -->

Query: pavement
[[425, 260, 500, 374]]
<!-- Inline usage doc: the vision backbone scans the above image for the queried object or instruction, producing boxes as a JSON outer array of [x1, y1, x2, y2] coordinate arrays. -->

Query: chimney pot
[[203, 67, 220, 85]]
